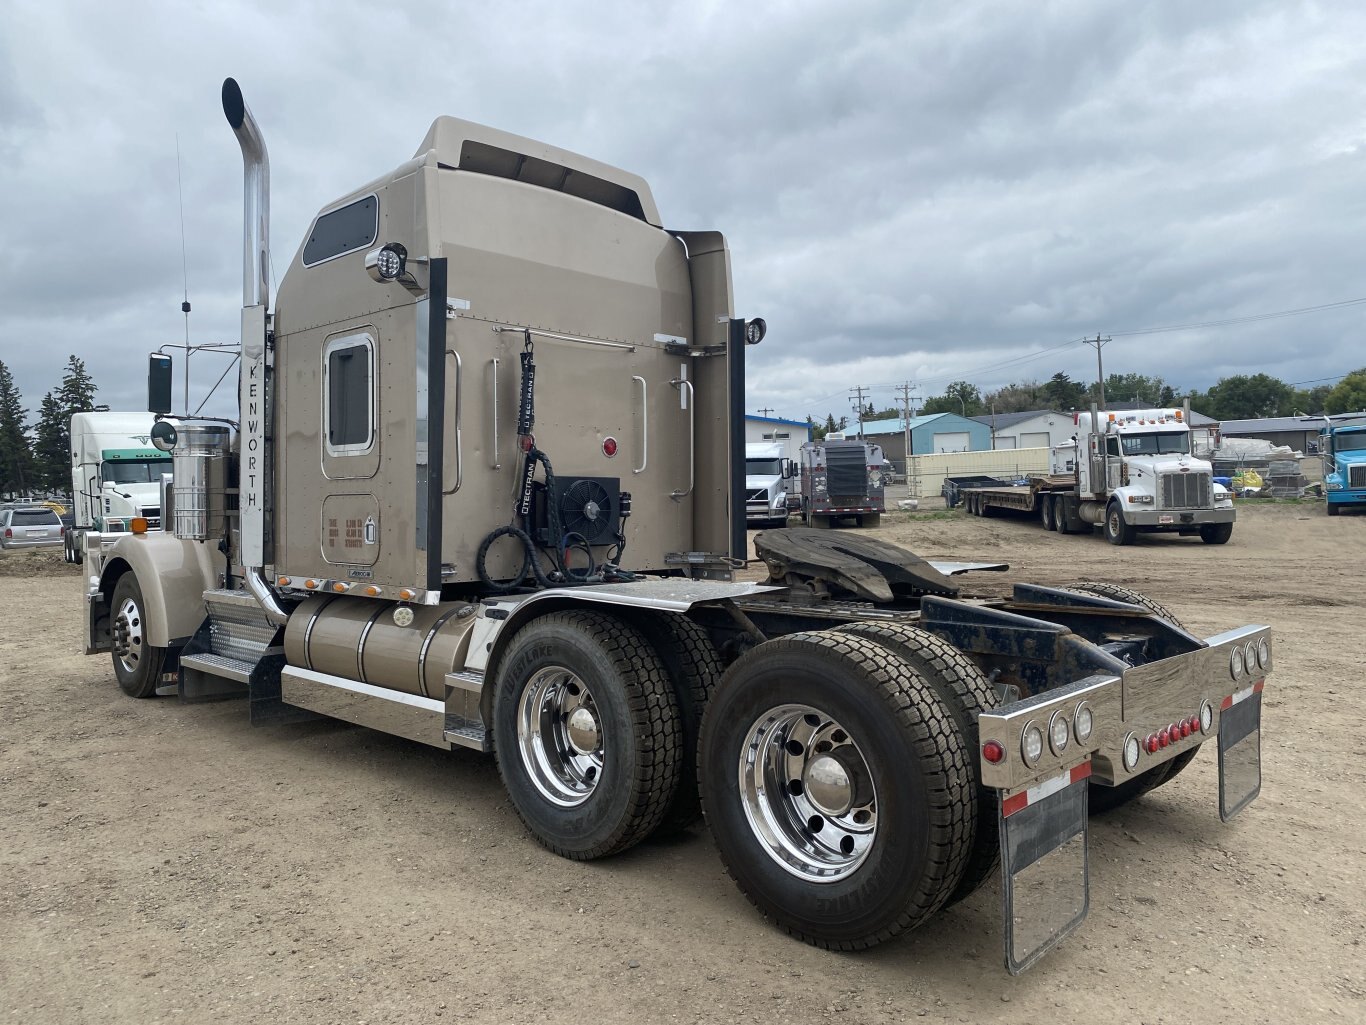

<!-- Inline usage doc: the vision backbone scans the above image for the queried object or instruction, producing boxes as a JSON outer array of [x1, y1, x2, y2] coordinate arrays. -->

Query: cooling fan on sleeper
[[532, 476, 621, 547]]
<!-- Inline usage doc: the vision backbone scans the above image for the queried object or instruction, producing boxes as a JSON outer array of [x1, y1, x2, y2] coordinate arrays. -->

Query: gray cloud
[[1, 0, 1363, 427]]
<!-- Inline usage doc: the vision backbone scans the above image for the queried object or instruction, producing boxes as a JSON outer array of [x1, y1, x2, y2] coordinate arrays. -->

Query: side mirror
[[148, 354, 173, 414], [150, 420, 179, 453], [781, 458, 794, 479]]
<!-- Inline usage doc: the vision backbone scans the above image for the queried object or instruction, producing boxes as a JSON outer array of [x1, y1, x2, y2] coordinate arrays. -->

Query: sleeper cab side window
[[324, 333, 375, 457]]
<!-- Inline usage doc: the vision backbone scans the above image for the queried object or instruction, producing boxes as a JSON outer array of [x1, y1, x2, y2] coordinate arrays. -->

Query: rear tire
[[1199, 522, 1233, 544], [628, 613, 722, 835], [835, 622, 1000, 904], [492, 611, 682, 860], [1104, 502, 1136, 545], [1062, 582, 1199, 811], [698, 631, 972, 949], [110, 574, 166, 698]]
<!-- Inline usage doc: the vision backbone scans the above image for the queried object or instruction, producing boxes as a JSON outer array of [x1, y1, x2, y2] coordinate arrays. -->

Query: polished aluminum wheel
[[517, 666, 604, 807], [112, 595, 145, 676], [738, 703, 878, 881]]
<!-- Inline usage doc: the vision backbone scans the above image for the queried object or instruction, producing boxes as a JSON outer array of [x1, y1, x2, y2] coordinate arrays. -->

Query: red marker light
[[602, 437, 618, 458], [982, 741, 1006, 764], [1180, 721, 1192, 739], [1158, 732, 1169, 749], [1146, 736, 1159, 754]]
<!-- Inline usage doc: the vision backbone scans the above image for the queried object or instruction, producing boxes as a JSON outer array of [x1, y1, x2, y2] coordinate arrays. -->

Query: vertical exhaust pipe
[[222, 78, 287, 626], [222, 78, 270, 310]]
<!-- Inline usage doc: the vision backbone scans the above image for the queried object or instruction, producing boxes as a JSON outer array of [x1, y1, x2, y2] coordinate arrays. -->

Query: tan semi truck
[[81, 79, 1272, 974]]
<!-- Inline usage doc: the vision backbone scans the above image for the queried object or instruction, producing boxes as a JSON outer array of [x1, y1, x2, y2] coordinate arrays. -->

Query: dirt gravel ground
[[2, 503, 1364, 1024]]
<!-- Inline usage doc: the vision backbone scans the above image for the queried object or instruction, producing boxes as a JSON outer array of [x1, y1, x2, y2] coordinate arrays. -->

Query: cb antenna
[[176, 133, 192, 414]]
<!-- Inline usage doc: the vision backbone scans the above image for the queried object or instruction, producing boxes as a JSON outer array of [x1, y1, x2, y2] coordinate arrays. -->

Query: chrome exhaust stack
[[222, 77, 287, 626]]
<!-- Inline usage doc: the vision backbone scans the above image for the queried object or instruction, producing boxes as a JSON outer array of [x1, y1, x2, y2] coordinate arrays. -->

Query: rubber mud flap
[[1000, 768, 1090, 975]]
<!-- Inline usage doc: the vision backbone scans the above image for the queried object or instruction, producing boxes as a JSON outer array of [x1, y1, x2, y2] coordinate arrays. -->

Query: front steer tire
[[1104, 501, 1136, 545], [110, 573, 166, 699], [491, 611, 682, 860], [698, 631, 972, 949], [1200, 522, 1234, 544]]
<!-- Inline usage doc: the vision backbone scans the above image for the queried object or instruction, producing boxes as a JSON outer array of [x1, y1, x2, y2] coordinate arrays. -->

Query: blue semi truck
[[1322, 422, 1366, 515]]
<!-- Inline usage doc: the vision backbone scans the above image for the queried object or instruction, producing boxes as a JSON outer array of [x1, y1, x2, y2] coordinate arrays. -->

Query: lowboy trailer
[[80, 80, 1271, 973]]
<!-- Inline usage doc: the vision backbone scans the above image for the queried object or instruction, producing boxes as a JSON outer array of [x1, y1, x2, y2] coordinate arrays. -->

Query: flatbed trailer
[[963, 474, 1078, 524]]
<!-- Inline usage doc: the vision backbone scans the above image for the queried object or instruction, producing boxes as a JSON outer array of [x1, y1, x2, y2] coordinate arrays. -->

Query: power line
[[1110, 296, 1366, 338]]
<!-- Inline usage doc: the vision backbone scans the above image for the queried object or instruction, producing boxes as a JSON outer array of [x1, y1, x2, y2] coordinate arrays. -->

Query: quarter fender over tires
[[698, 630, 972, 949], [491, 610, 682, 860], [1062, 582, 1199, 812]]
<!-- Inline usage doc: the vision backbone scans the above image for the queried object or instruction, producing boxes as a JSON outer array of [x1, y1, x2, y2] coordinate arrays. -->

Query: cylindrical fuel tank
[[1078, 501, 1106, 525], [284, 595, 479, 697], [172, 424, 230, 540]]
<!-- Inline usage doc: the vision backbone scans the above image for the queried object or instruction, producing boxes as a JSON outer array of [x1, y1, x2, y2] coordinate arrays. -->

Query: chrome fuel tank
[[283, 595, 478, 698]]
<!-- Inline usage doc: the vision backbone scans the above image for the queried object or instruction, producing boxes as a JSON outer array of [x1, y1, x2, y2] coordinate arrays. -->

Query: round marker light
[[1049, 711, 1070, 755], [365, 242, 408, 282], [1158, 731, 1169, 749], [1122, 733, 1141, 771], [602, 436, 618, 458], [982, 740, 1006, 765], [1073, 701, 1094, 744], [1230, 646, 1245, 679], [1257, 637, 1271, 671], [1244, 642, 1259, 676], [1199, 700, 1214, 734], [1180, 721, 1192, 739], [1021, 721, 1044, 768]]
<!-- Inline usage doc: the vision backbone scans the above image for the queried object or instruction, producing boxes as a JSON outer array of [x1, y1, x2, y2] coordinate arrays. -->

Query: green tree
[[1203, 373, 1294, 420], [33, 391, 68, 494], [0, 361, 33, 497], [922, 380, 983, 417], [1289, 384, 1333, 415], [1324, 368, 1366, 414], [45, 354, 103, 494], [982, 381, 1046, 414], [1042, 372, 1086, 410], [1098, 373, 1177, 407]]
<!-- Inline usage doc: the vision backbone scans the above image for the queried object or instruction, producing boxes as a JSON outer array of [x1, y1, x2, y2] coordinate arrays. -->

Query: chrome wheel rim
[[738, 703, 878, 882], [112, 595, 144, 675], [517, 666, 603, 807], [1108, 508, 1120, 535]]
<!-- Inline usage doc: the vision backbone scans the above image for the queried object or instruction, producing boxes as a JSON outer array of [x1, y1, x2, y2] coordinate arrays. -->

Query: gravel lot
[[2, 502, 1363, 1024]]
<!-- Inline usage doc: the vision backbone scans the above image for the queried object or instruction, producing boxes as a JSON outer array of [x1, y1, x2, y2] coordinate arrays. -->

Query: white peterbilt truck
[[961, 405, 1236, 545], [80, 79, 1271, 973]]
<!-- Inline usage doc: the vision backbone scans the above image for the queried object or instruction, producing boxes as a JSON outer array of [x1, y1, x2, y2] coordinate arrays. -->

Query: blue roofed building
[[855, 413, 992, 467]]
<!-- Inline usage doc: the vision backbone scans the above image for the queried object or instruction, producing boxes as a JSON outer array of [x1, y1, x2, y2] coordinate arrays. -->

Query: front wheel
[[491, 611, 682, 860], [1200, 522, 1233, 544], [1327, 503, 1340, 517], [698, 631, 972, 949], [110, 573, 166, 698], [1104, 502, 1136, 545]]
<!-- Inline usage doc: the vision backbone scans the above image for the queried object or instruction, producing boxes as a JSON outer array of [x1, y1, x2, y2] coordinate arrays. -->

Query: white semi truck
[[65, 411, 171, 563], [961, 405, 1236, 545], [78, 79, 1272, 974], [743, 443, 793, 525]]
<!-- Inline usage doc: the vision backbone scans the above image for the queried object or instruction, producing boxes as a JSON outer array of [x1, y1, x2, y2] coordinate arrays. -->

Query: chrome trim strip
[[632, 375, 648, 474], [416, 606, 465, 698], [442, 349, 463, 495], [355, 603, 388, 682], [489, 357, 501, 469], [670, 377, 695, 499], [493, 324, 635, 352]]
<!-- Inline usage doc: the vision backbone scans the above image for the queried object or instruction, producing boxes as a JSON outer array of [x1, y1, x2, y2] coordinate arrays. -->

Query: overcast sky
[[3, 0, 1364, 425]]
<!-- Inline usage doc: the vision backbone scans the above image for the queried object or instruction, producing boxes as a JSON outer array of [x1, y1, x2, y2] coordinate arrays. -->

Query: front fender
[[1109, 485, 1153, 510], [98, 533, 224, 647]]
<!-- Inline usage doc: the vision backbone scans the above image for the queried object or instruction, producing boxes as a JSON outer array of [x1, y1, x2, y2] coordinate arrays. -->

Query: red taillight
[[1180, 721, 1192, 739], [1158, 732, 1169, 749], [602, 437, 618, 458], [1146, 736, 1159, 754], [3, 528, 10, 539], [982, 740, 1006, 764]]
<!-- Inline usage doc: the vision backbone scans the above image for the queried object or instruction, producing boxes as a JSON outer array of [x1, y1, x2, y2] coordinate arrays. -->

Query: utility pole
[[1083, 334, 1110, 408], [757, 407, 774, 418], [849, 385, 870, 439], [896, 381, 919, 465]]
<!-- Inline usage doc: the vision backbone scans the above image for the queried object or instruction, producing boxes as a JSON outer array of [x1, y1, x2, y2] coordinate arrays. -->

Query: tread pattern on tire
[[494, 610, 682, 860], [1061, 582, 1198, 809], [700, 629, 973, 949], [627, 611, 721, 834], [836, 621, 1001, 904]]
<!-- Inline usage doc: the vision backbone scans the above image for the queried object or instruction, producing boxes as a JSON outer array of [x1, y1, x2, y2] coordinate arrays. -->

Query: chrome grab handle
[[489, 357, 501, 470], [670, 378, 694, 499], [442, 350, 463, 495], [632, 375, 648, 474]]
